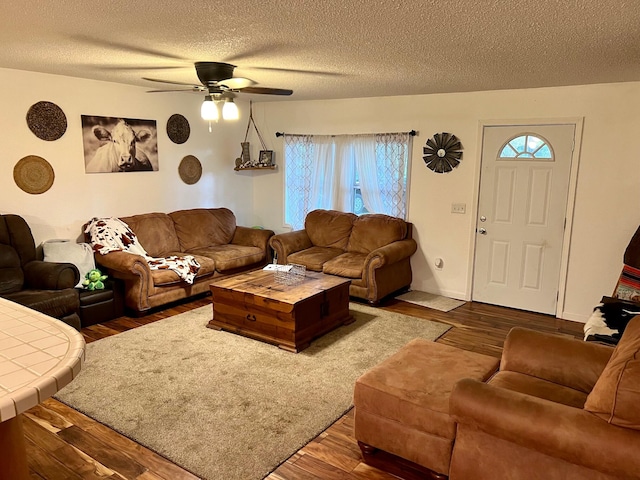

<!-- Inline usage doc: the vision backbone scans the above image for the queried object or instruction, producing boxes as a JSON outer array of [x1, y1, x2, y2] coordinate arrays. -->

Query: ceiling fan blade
[[242, 66, 346, 77], [223, 44, 294, 63], [146, 88, 202, 93], [94, 65, 188, 71], [70, 35, 188, 61], [143, 77, 200, 87], [239, 86, 293, 96], [218, 77, 257, 90]]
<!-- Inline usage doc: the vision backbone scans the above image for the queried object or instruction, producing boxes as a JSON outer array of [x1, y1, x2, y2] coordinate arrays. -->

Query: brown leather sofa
[[91, 208, 274, 313], [269, 209, 417, 304], [449, 321, 640, 480], [0, 214, 81, 330]]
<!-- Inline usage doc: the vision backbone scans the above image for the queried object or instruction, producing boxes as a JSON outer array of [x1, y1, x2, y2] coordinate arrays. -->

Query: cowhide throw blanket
[[584, 297, 640, 343], [85, 217, 200, 284]]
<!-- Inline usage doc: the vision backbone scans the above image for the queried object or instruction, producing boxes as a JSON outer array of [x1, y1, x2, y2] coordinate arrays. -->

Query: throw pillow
[[42, 239, 95, 288], [584, 315, 640, 429]]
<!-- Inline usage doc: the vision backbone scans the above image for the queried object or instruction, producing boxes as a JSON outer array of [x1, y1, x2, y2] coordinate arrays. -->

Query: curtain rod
[[275, 130, 417, 138]]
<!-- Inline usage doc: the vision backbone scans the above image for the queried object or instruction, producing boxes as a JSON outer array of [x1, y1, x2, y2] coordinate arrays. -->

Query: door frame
[[465, 117, 584, 318]]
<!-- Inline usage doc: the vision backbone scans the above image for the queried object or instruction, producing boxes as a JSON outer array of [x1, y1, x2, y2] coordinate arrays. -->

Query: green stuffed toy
[[83, 268, 108, 290]]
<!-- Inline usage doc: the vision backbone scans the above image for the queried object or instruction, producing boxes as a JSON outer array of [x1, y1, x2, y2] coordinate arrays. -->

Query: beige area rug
[[56, 303, 450, 480], [396, 290, 466, 312]]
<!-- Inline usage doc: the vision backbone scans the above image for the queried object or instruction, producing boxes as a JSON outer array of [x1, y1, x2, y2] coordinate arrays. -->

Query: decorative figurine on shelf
[[82, 268, 108, 290]]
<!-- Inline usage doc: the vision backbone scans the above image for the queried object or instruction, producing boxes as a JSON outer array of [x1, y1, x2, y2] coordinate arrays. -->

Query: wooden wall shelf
[[234, 166, 276, 171]]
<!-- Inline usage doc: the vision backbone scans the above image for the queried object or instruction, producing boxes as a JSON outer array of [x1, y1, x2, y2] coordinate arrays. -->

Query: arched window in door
[[498, 134, 553, 160]]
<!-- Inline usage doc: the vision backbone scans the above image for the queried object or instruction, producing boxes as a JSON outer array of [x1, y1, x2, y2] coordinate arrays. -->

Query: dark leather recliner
[[0, 214, 81, 330]]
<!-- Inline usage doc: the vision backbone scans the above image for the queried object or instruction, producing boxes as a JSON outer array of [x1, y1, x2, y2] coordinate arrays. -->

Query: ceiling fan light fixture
[[201, 96, 219, 121], [222, 98, 239, 120]]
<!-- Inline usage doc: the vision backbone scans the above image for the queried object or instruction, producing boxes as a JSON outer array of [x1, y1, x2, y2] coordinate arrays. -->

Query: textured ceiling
[[2, 1, 640, 101]]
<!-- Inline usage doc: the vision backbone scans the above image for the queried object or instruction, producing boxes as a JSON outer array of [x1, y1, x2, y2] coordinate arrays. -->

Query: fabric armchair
[[450, 379, 640, 479], [448, 322, 640, 480]]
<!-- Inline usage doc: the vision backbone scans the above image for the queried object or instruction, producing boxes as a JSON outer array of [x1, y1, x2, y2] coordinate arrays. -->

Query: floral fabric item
[[85, 217, 200, 284]]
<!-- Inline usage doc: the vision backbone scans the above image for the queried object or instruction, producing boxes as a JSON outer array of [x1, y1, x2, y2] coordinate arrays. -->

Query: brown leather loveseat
[[269, 209, 417, 304], [90, 208, 274, 313], [0, 214, 81, 330]]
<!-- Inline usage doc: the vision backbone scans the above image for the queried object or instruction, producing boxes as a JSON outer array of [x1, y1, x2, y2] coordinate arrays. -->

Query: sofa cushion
[[170, 208, 236, 252], [305, 209, 356, 250], [347, 214, 407, 254], [189, 245, 264, 272], [120, 213, 181, 257], [489, 371, 588, 409], [584, 315, 640, 429], [288, 246, 344, 272], [150, 253, 216, 287], [323, 252, 367, 279], [0, 245, 23, 294]]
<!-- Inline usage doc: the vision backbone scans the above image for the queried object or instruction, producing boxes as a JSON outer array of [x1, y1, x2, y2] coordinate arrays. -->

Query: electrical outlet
[[451, 203, 466, 214]]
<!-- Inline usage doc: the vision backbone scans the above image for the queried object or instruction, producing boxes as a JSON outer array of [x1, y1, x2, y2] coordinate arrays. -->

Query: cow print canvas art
[[81, 116, 159, 173]]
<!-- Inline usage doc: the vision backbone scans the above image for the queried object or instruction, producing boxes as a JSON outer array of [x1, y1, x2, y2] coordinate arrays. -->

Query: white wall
[[2, 67, 638, 322], [0, 68, 253, 244], [251, 82, 640, 322]]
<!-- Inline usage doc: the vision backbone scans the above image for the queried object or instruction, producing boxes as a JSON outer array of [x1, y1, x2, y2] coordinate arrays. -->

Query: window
[[353, 170, 369, 215], [283, 133, 411, 230], [499, 134, 553, 160]]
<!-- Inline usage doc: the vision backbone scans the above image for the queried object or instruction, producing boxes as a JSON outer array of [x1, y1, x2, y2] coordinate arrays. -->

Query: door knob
[[478, 228, 487, 235]]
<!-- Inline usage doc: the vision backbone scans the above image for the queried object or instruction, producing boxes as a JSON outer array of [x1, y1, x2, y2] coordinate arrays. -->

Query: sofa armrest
[[23, 260, 79, 290], [450, 378, 640, 478], [364, 238, 418, 268], [94, 251, 154, 311], [269, 230, 313, 264], [95, 251, 149, 276], [501, 328, 614, 393], [232, 226, 274, 249]]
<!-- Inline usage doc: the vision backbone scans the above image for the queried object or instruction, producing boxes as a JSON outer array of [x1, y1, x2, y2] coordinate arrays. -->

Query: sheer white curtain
[[353, 135, 386, 214], [284, 132, 411, 229], [308, 135, 336, 210]]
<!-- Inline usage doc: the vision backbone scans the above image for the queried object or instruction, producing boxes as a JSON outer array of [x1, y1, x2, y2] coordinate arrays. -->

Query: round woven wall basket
[[14, 155, 55, 194], [167, 114, 190, 144], [178, 155, 202, 185], [26, 101, 67, 141]]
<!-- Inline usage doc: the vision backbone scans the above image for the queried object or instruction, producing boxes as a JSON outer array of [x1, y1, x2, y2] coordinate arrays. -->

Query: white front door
[[472, 124, 575, 315]]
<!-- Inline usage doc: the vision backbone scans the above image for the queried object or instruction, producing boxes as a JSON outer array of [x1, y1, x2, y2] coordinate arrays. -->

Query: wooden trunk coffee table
[[208, 269, 352, 352]]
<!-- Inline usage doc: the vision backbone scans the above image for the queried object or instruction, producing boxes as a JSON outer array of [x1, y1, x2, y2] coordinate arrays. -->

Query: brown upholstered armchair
[[0, 214, 81, 330], [448, 320, 640, 480]]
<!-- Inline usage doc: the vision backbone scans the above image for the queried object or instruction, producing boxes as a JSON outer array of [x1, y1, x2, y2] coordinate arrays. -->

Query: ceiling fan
[[144, 61, 292, 121], [144, 61, 293, 96]]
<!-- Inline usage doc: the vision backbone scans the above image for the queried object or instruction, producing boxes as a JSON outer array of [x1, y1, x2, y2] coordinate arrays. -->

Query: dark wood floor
[[23, 296, 585, 480]]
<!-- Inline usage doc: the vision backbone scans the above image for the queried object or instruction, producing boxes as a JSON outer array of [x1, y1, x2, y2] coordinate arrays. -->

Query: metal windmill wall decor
[[423, 132, 463, 173]]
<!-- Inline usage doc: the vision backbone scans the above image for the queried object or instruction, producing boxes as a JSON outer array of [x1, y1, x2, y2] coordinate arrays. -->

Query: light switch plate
[[451, 203, 466, 214]]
